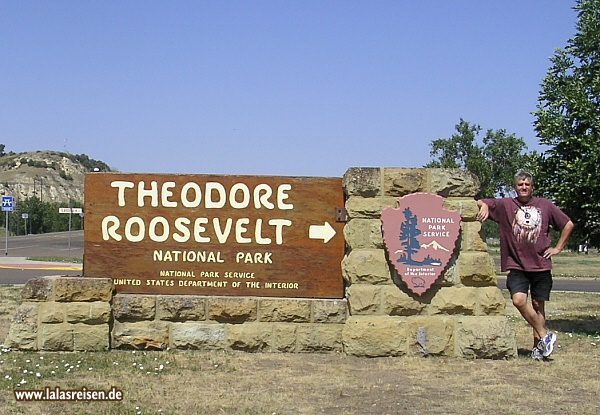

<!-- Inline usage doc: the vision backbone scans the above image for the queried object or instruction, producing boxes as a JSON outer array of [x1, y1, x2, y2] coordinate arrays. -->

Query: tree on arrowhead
[[399, 208, 421, 265]]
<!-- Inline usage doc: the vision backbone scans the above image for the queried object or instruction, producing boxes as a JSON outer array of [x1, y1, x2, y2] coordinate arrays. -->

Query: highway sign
[[2, 196, 14, 212], [84, 173, 345, 298]]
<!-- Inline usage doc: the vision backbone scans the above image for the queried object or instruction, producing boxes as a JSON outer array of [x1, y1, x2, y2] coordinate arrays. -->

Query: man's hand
[[544, 220, 575, 259], [543, 247, 562, 259], [476, 200, 489, 222]]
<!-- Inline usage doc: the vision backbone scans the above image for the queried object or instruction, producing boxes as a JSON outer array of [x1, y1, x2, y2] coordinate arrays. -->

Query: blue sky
[[1, 1, 578, 177]]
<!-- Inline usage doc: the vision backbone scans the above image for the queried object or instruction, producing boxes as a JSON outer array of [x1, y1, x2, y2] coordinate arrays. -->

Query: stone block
[[342, 249, 391, 285], [53, 277, 113, 302], [344, 219, 384, 249], [297, 324, 343, 353], [444, 198, 479, 222], [345, 196, 397, 219], [5, 303, 39, 350], [346, 285, 381, 315], [39, 302, 65, 323], [113, 295, 156, 321], [272, 323, 298, 352], [226, 323, 271, 352], [407, 317, 454, 356], [259, 299, 311, 322], [455, 316, 517, 359], [40, 323, 74, 351], [430, 286, 477, 315], [382, 168, 427, 196], [312, 299, 347, 323], [458, 252, 497, 285], [73, 324, 110, 351], [21, 277, 56, 302], [157, 295, 206, 321], [171, 322, 225, 350], [381, 286, 426, 316], [342, 316, 408, 357], [65, 303, 91, 323], [343, 167, 381, 197], [91, 302, 112, 323], [112, 321, 169, 350], [208, 297, 257, 323], [428, 168, 480, 197], [477, 287, 506, 316], [66, 302, 111, 324], [461, 221, 488, 252]]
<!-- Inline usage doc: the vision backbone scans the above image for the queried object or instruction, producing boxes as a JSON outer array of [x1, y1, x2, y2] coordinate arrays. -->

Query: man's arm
[[543, 220, 574, 259], [476, 200, 489, 222]]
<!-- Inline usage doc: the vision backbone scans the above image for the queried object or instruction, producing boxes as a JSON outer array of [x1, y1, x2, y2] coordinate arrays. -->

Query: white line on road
[[5, 245, 40, 250]]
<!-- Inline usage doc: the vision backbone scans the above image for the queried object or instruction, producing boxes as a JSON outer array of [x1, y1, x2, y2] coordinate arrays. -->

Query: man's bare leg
[[531, 298, 546, 348], [512, 292, 547, 343]]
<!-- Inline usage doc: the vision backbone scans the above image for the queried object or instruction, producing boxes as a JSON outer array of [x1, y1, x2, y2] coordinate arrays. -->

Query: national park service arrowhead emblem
[[380, 193, 461, 295]]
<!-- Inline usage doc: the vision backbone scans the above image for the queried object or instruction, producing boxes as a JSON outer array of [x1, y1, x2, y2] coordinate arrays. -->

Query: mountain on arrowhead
[[421, 240, 450, 252]]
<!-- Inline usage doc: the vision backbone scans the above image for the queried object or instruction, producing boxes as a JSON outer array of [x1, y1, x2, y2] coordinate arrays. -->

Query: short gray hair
[[514, 170, 534, 186]]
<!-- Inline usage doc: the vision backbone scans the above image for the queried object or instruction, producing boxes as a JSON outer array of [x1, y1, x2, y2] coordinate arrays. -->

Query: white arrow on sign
[[309, 222, 336, 243]]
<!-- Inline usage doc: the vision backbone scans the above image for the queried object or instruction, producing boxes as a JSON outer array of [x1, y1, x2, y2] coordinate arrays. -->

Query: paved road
[[3, 230, 83, 258], [496, 276, 599, 294], [0, 231, 83, 284], [0, 231, 598, 292]]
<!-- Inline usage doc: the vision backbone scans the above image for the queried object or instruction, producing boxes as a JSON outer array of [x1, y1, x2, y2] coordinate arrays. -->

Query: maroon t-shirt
[[481, 197, 571, 272]]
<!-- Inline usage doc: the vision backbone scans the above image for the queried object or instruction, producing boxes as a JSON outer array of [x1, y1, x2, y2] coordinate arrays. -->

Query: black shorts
[[506, 269, 553, 301]]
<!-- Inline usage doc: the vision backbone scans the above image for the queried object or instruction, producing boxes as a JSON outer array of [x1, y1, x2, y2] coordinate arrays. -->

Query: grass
[[0, 286, 598, 414]]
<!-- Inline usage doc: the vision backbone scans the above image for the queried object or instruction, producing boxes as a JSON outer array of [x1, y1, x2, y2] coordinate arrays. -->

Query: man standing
[[477, 171, 574, 360]]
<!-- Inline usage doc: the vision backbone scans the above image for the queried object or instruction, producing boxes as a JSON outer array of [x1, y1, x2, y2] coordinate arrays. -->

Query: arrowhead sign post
[[84, 173, 345, 298]]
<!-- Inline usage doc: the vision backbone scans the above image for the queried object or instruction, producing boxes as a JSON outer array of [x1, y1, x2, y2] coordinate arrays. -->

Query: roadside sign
[[3, 196, 13, 254], [59, 207, 82, 254], [84, 173, 345, 298], [2, 196, 14, 212], [22, 213, 29, 219], [59, 207, 83, 214]]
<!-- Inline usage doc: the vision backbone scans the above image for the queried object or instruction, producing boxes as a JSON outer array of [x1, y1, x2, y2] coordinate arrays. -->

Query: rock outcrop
[[0, 150, 112, 204]]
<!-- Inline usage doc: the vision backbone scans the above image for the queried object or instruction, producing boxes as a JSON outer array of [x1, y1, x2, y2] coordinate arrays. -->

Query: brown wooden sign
[[84, 173, 345, 298]]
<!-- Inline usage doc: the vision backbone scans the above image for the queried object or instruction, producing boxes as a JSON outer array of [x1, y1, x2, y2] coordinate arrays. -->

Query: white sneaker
[[538, 332, 557, 357], [531, 347, 544, 361]]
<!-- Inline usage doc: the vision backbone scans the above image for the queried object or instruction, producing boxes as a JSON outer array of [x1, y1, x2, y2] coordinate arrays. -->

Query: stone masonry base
[[6, 276, 516, 359]]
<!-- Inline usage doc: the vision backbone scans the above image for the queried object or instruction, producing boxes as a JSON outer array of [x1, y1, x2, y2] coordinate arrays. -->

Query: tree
[[10, 197, 84, 235], [399, 207, 422, 264], [533, 0, 600, 246], [425, 119, 531, 198]]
